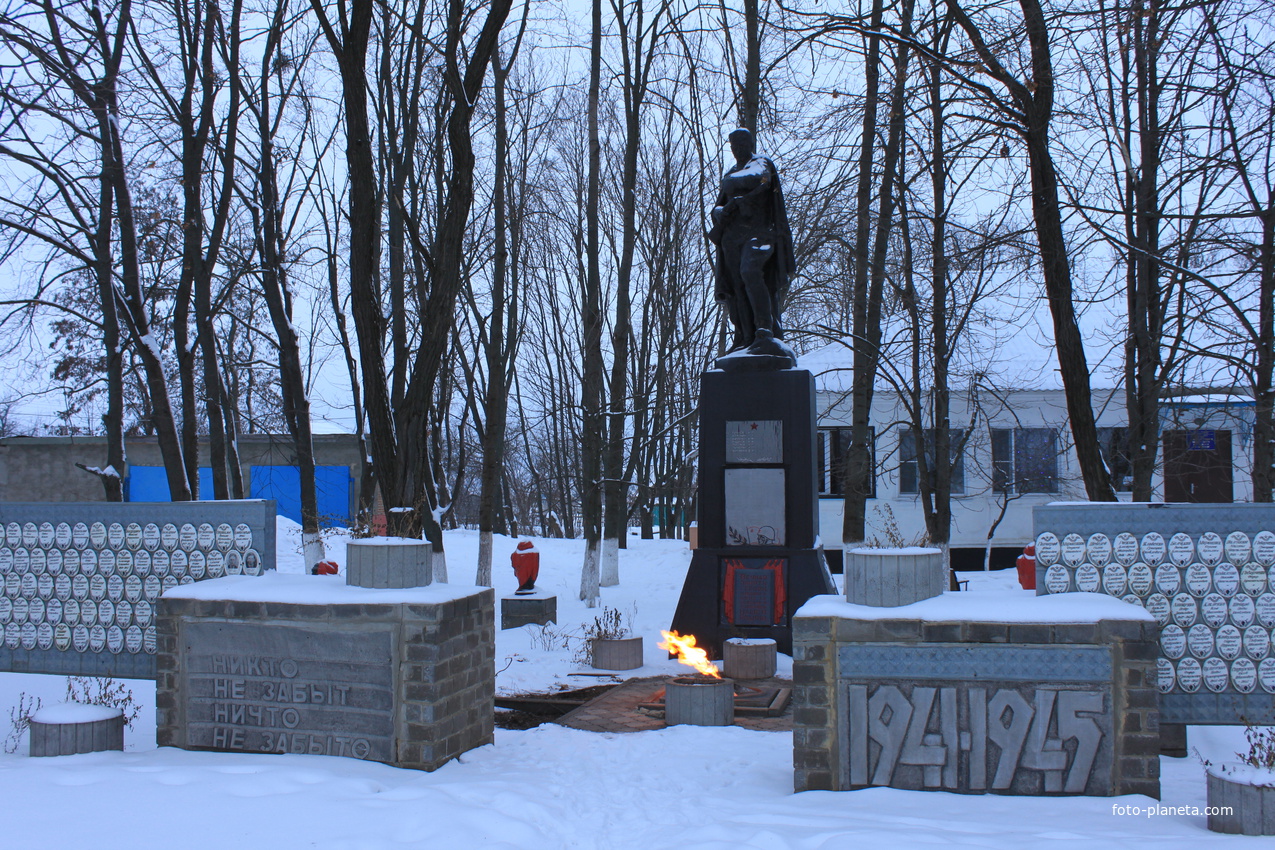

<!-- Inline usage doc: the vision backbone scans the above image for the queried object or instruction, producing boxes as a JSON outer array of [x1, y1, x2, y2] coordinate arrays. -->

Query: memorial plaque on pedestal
[[182, 621, 395, 760], [725, 420, 782, 463], [670, 368, 835, 657], [724, 469, 785, 547]]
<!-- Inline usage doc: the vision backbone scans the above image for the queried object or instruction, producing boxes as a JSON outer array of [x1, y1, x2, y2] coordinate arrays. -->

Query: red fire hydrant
[[1016, 544, 1036, 590], [511, 539, 539, 595]]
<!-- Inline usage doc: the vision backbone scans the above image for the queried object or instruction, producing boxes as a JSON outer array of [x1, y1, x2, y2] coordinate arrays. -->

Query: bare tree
[[0, 0, 190, 500]]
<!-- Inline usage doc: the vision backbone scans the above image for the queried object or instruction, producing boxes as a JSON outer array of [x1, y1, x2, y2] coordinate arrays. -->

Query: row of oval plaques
[[1036, 530, 1275, 569], [3, 621, 155, 655], [0, 519, 261, 657], [2, 520, 255, 553], [0, 545, 264, 579], [1036, 530, 1275, 694]]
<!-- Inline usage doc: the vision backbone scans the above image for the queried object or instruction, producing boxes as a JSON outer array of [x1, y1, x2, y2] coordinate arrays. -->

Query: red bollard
[[511, 540, 540, 595], [1016, 544, 1036, 590]]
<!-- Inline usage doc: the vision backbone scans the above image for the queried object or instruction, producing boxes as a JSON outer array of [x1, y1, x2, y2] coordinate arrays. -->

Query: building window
[[818, 427, 875, 498], [899, 429, 965, 495], [992, 428, 1059, 494], [1097, 427, 1133, 492]]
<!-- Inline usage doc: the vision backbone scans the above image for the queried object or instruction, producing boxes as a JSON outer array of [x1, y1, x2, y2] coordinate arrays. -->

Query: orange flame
[[659, 630, 721, 678]]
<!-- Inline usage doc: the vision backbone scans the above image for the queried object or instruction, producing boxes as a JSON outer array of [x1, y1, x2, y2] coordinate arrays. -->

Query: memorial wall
[[1034, 503, 1275, 723], [791, 596, 1160, 797], [0, 501, 276, 678]]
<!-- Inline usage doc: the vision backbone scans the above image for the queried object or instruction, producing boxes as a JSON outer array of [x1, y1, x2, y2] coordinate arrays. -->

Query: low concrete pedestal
[[346, 539, 435, 588], [590, 637, 643, 670], [29, 704, 124, 756], [157, 574, 493, 772], [793, 593, 1160, 798], [665, 676, 734, 726], [845, 548, 945, 607], [501, 592, 557, 630], [723, 638, 777, 679], [1207, 768, 1275, 834]]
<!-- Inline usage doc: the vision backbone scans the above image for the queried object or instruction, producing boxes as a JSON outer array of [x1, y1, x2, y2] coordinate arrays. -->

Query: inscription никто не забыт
[[182, 622, 394, 761]]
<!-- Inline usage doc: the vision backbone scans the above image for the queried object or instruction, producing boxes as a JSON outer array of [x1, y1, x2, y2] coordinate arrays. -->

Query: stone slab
[[180, 621, 395, 760], [501, 594, 557, 629], [553, 676, 794, 734], [793, 609, 1159, 798]]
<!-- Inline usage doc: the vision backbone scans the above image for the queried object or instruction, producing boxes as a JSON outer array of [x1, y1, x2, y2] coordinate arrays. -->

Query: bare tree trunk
[[476, 29, 528, 585], [96, 121, 126, 502], [846, 0, 913, 542], [741, 0, 760, 134], [1254, 208, 1275, 501], [928, 27, 952, 547], [945, 0, 1115, 501], [246, 0, 323, 565], [843, 0, 884, 547], [580, 0, 605, 607]]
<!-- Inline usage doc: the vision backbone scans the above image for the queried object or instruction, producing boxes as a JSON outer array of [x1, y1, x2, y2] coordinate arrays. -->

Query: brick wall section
[[792, 613, 1160, 798], [0, 434, 362, 503], [156, 588, 493, 772]]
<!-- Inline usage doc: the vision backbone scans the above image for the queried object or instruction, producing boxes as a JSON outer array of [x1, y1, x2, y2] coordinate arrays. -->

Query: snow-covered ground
[[0, 520, 1261, 848]]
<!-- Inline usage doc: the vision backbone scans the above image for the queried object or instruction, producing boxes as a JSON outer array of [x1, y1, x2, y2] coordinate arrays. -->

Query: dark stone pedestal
[[501, 592, 557, 630], [1159, 723, 1187, 758], [670, 367, 835, 658]]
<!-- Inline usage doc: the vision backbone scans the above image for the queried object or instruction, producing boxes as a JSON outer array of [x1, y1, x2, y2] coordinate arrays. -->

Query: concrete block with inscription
[[792, 592, 1160, 798], [156, 573, 493, 772]]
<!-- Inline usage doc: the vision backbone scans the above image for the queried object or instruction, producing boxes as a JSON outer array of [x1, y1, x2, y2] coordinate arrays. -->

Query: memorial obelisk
[[668, 129, 835, 658]]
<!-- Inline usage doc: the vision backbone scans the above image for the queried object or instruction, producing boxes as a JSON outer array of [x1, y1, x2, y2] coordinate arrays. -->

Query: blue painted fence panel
[[249, 465, 352, 528]]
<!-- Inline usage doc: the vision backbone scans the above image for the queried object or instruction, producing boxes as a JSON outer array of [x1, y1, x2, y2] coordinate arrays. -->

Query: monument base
[[501, 592, 557, 630], [792, 592, 1160, 798], [670, 366, 835, 659], [670, 547, 833, 658], [157, 574, 493, 772]]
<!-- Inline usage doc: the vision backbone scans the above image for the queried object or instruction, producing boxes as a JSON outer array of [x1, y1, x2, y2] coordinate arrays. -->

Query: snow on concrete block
[[792, 603, 1160, 797], [1207, 767, 1275, 835], [845, 548, 945, 607], [29, 703, 124, 757], [157, 583, 495, 772], [723, 637, 777, 679], [501, 592, 557, 630], [346, 538, 435, 588]]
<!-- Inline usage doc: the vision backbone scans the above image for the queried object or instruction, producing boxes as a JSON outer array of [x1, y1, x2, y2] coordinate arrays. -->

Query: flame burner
[[664, 675, 735, 726]]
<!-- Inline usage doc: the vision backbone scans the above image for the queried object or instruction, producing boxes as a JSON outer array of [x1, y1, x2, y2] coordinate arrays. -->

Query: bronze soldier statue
[[707, 128, 797, 363]]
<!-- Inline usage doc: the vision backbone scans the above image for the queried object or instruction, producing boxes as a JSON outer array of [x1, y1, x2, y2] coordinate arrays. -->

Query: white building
[[803, 342, 1256, 569]]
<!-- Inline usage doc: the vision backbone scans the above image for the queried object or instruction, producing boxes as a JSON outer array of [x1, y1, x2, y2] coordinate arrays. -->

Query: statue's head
[[729, 128, 755, 163]]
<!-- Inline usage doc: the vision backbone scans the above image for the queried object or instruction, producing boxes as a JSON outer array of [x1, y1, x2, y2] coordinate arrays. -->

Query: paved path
[[554, 676, 793, 734]]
